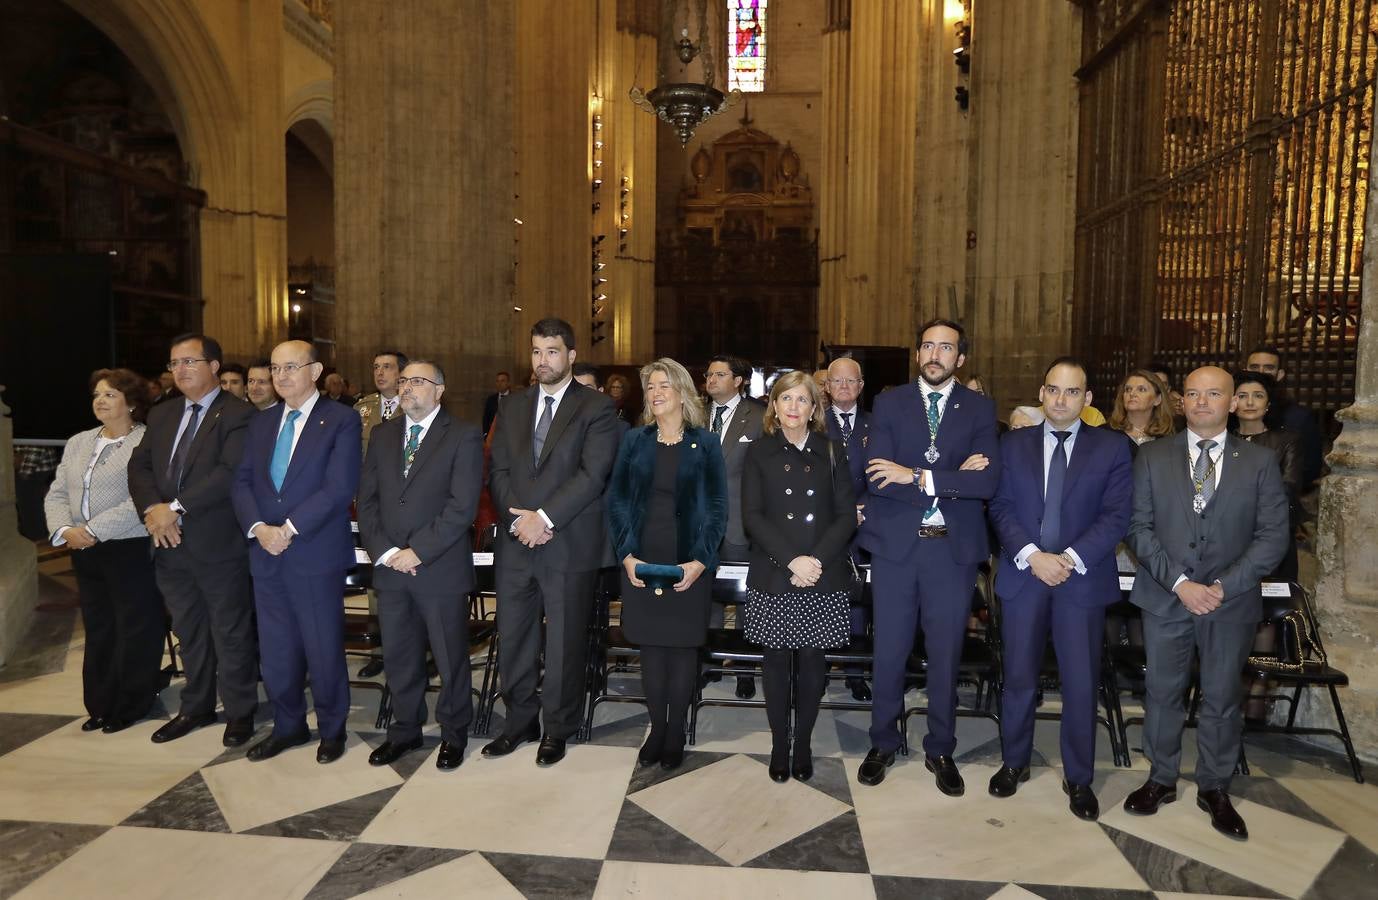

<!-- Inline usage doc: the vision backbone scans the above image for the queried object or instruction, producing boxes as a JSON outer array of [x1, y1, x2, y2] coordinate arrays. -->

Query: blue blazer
[[606, 425, 728, 570], [823, 406, 870, 501], [857, 382, 1000, 565], [232, 397, 362, 576], [988, 423, 1134, 607]]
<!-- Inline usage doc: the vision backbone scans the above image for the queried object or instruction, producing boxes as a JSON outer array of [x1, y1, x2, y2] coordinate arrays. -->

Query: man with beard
[[484, 317, 620, 766], [355, 351, 409, 455], [855, 319, 1001, 794]]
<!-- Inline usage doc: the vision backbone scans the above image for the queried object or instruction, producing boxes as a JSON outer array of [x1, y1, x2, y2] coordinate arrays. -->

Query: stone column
[[1311, 114, 1378, 762], [0, 388, 38, 668], [816, 0, 851, 346], [335, 0, 515, 418]]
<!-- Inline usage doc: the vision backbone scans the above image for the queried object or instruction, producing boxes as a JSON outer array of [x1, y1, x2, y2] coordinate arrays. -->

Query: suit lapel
[[1207, 434, 1246, 519], [934, 383, 966, 458], [721, 402, 751, 459], [1167, 430, 1199, 522], [537, 384, 582, 469], [281, 403, 330, 493], [401, 412, 448, 492], [182, 393, 226, 473]]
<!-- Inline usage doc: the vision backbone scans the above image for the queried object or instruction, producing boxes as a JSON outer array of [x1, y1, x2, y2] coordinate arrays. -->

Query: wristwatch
[[912, 467, 924, 489]]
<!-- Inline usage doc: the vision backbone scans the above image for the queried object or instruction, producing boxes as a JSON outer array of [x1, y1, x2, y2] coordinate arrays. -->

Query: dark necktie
[[839, 411, 853, 442], [1040, 430, 1071, 550], [922, 392, 942, 522], [712, 404, 728, 435], [167, 402, 203, 488], [533, 395, 555, 463], [403, 424, 423, 477], [1193, 439, 1217, 512]]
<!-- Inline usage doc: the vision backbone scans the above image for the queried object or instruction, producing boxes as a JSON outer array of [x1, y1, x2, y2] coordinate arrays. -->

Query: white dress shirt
[[529, 377, 573, 530], [916, 379, 957, 527], [247, 390, 321, 538], [1013, 419, 1088, 574], [376, 404, 442, 566], [830, 403, 860, 434]]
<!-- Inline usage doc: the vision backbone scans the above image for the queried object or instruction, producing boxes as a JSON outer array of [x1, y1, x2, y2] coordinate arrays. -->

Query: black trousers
[[378, 583, 473, 745], [70, 538, 165, 721], [640, 645, 698, 747], [763, 647, 827, 750]]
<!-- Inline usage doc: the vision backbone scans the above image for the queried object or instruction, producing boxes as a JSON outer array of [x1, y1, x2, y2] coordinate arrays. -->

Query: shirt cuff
[[1172, 573, 1188, 591], [536, 508, 554, 530], [375, 547, 400, 566], [1063, 547, 1088, 575], [1014, 543, 1038, 570], [170, 499, 185, 515], [51, 528, 70, 547], [921, 470, 936, 495], [248, 521, 266, 539], [285, 519, 299, 536]]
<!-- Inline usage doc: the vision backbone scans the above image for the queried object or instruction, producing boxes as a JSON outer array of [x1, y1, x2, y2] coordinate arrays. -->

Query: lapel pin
[[1232, 451, 1239, 458], [691, 443, 697, 449], [953, 403, 961, 409], [784, 464, 791, 472]]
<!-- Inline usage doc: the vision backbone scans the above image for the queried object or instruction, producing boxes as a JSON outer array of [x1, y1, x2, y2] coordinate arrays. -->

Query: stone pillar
[[816, 0, 851, 346], [1311, 114, 1378, 763], [0, 388, 39, 668], [334, 0, 515, 419]]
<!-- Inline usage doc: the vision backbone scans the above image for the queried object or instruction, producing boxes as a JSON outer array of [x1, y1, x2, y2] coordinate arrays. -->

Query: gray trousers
[[1141, 610, 1256, 792], [378, 584, 473, 745], [156, 550, 258, 720]]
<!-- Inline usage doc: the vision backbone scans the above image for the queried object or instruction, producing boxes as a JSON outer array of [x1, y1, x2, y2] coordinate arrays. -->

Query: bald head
[[826, 357, 863, 410], [270, 340, 322, 408], [1182, 366, 1236, 437]]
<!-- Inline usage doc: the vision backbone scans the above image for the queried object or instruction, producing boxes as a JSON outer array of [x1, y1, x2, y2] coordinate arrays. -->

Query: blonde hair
[[1108, 369, 1176, 437], [762, 370, 827, 435], [638, 358, 707, 428]]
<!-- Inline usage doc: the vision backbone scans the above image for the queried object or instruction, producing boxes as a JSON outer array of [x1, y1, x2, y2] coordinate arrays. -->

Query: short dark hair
[[375, 350, 409, 369], [1247, 344, 1284, 366], [496, 370, 510, 379], [90, 367, 152, 423], [1042, 356, 1088, 385], [219, 362, 247, 379], [170, 333, 223, 365], [407, 358, 446, 385], [1233, 369, 1277, 406], [531, 317, 576, 351], [571, 361, 601, 385], [917, 318, 968, 356], [248, 359, 271, 372], [709, 354, 752, 395]]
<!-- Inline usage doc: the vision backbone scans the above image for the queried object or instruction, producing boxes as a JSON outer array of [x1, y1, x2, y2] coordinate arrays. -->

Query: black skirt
[[742, 586, 851, 649]]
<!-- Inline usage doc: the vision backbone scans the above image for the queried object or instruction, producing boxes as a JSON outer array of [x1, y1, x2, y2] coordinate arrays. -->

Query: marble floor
[[2, 557, 1375, 899]]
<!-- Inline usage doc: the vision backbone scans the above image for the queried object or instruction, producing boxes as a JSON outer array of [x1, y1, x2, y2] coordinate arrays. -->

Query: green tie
[[923, 392, 942, 522], [403, 424, 422, 477]]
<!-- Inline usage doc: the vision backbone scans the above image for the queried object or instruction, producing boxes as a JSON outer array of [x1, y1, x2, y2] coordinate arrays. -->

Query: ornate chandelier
[[630, 0, 741, 146]]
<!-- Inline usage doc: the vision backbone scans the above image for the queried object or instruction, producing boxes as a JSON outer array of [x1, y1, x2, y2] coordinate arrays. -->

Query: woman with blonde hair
[[606, 358, 728, 770], [1108, 369, 1176, 446], [741, 370, 858, 782]]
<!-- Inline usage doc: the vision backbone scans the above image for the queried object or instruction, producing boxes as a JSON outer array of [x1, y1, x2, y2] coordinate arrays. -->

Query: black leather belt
[[918, 525, 949, 538]]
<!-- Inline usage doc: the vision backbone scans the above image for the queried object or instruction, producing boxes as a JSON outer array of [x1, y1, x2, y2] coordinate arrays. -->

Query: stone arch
[[286, 79, 334, 136]]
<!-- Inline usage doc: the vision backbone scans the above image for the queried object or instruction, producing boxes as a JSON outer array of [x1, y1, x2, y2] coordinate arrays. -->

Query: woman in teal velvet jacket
[[606, 358, 728, 769]]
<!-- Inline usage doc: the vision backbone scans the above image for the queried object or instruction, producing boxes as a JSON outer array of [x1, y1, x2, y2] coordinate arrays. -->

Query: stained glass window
[[727, 0, 766, 93]]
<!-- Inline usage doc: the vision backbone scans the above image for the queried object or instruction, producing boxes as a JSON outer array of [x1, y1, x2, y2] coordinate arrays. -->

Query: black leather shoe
[[660, 746, 685, 771], [246, 731, 310, 762], [436, 741, 466, 771], [925, 755, 965, 796], [481, 722, 541, 758], [101, 717, 138, 734], [1197, 789, 1248, 840], [769, 746, 790, 783], [1123, 779, 1177, 815], [357, 658, 384, 678], [535, 736, 567, 767], [223, 717, 255, 747], [846, 677, 873, 702], [638, 731, 665, 767], [791, 747, 814, 782], [988, 765, 1029, 798], [81, 717, 106, 732], [735, 677, 756, 699], [369, 737, 424, 767], [317, 735, 346, 764], [151, 712, 217, 744], [857, 747, 897, 786], [1064, 780, 1100, 821]]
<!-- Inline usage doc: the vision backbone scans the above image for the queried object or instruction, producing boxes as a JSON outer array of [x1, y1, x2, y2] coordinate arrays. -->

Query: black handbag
[[1248, 609, 1326, 672]]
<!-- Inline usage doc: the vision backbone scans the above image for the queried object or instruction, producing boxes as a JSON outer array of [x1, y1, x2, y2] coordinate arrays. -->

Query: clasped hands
[[1028, 551, 1074, 587], [788, 555, 822, 589], [509, 508, 553, 548], [62, 526, 98, 550], [621, 555, 707, 592], [252, 523, 294, 556], [1176, 579, 1224, 616], [865, 452, 990, 489], [143, 503, 182, 548]]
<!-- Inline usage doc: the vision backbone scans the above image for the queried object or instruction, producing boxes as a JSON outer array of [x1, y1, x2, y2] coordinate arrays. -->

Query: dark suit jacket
[[606, 425, 728, 570], [1266, 398, 1321, 487], [715, 398, 765, 549], [128, 389, 254, 563], [857, 382, 1001, 565], [482, 391, 508, 437], [488, 382, 621, 573], [357, 409, 484, 594], [231, 397, 362, 576], [1125, 430, 1289, 624], [824, 405, 870, 500], [989, 423, 1133, 607], [742, 430, 857, 594]]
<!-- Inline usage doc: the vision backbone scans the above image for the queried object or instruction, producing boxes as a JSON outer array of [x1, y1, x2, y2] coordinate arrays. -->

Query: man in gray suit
[[1123, 365, 1289, 840], [705, 354, 765, 699], [484, 317, 621, 766], [357, 360, 484, 772]]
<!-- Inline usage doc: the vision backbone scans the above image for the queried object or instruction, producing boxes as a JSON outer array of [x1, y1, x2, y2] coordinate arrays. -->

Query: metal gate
[[1072, 0, 1374, 413]]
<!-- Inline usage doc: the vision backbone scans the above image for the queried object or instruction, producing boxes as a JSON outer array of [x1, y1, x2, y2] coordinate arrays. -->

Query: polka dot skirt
[[742, 587, 851, 650]]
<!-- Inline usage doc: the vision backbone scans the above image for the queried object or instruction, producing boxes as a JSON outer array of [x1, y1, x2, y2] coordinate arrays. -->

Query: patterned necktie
[[922, 392, 942, 522], [403, 424, 422, 477], [712, 404, 728, 435], [1040, 431, 1071, 550], [533, 395, 555, 463], [270, 409, 301, 491], [167, 402, 203, 488], [839, 411, 853, 442], [1193, 439, 1217, 512]]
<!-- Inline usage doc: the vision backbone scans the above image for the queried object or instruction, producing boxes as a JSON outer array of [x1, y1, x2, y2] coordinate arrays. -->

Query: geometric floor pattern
[[3, 558, 1376, 899]]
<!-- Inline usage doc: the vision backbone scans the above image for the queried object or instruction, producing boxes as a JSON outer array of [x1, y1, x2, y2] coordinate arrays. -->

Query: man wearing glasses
[[232, 340, 362, 764], [129, 333, 258, 747]]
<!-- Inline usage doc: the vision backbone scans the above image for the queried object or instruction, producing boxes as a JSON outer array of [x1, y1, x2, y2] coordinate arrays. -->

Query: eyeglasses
[[828, 378, 861, 387], [166, 358, 209, 371], [269, 362, 314, 375], [399, 376, 441, 388]]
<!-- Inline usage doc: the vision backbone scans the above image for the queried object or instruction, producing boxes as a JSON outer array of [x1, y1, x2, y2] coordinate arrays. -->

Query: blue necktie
[[839, 411, 853, 442], [270, 410, 301, 491], [922, 392, 942, 522], [1041, 430, 1071, 550], [167, 402, 202, 488]]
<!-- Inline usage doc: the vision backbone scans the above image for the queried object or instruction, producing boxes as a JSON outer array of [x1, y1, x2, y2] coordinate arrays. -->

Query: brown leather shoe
[[1123, 779, 1177, 815], [1197, 789, 1248, 840]]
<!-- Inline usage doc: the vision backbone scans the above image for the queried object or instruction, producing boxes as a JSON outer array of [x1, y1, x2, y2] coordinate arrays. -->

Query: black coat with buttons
[[742, 429, 858, 595]]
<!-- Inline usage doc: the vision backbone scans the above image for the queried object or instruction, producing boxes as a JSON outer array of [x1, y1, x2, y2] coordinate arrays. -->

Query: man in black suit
[[485, 317, 620, 766], [128, 333, 257, 747], [482, 371, 511, 437], [824, 356, 873, 701], [358, 360, 483, 772], [1122, 365, 1289, 840]]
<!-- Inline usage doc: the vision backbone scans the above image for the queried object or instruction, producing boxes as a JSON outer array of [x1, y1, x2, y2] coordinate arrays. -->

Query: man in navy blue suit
[[987, 357, 1133, 820], [823, 356, 872, 701], [233, 340, 362, 764], [856, 319, 1000, 793]]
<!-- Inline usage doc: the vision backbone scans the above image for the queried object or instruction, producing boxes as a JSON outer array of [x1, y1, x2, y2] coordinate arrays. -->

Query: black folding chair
[[690, 562, 769, 744], [579, 568, 644, 741]]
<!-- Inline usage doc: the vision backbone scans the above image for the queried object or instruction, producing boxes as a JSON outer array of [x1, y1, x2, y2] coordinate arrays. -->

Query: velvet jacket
[[606, 424, 728, 570]]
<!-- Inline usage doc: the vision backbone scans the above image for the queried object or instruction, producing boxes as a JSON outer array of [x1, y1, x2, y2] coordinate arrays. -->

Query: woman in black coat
[[742, 370, 857, 783], [606, 358, 728, 770], [1231, 370, 1301, 581]]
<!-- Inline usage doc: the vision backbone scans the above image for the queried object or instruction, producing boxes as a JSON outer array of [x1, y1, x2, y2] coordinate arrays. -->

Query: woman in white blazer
[[45, 368, 165, 733]]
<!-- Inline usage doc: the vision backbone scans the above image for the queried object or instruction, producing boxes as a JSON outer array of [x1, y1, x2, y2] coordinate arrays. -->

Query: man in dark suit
[[357, 360, 483, 772], [705, 354, 765, 698], [482, 371, 511, 437], [987, 357, 1133, 820], [232, 340, 362, 764], [1122, 366, 1289, 840], [856, 319, 1001, 793], [485, 318, 620, 766], [824, 356, 873, 701], [129, 333, 257, 747]]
